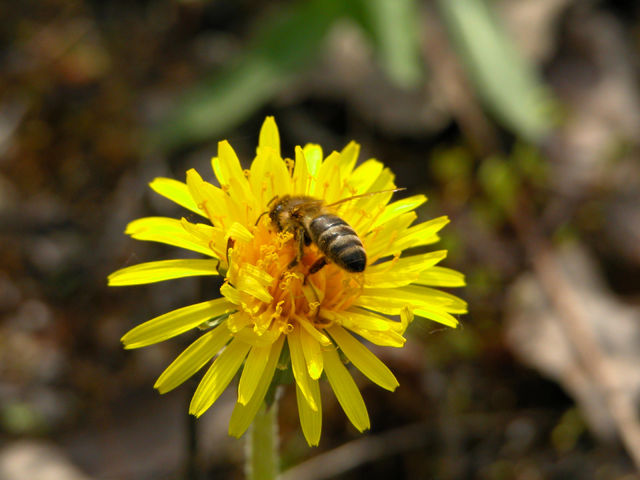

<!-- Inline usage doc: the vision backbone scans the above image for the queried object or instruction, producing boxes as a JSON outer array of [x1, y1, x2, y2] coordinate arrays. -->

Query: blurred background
[[2, 0, 640, 479]]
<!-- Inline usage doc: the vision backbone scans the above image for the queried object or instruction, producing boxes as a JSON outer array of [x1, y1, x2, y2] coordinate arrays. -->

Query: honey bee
[[266, 189, 403, 274]]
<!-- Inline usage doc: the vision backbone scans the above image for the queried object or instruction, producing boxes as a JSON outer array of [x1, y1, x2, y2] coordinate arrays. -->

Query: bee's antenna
[[255, 210, 269, 226], [326, 187, 406, 208], [266, 195, 279, 207], [254, 195, 280, 226]]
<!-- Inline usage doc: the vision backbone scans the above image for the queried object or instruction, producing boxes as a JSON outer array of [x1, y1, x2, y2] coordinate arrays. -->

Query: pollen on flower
[[226, 216, 364, 339]]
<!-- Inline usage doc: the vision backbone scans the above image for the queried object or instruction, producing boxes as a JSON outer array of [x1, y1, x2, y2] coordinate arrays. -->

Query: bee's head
[[267, 195, 288, 231]]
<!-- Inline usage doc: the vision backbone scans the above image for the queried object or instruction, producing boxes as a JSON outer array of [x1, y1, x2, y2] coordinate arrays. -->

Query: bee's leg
[[308, 256, 328, 275], [287, 231, 305, 269]]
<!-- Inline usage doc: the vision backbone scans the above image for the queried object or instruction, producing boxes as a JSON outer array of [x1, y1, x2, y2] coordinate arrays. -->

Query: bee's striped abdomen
[[308, 214, 366, 272]]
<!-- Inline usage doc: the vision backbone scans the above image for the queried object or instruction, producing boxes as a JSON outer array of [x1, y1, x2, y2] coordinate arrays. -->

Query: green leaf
[[478, 154, 519, 210], [149, 0, 346, 151], [438, 0, 556, 141], [353, 0, 423, 88]]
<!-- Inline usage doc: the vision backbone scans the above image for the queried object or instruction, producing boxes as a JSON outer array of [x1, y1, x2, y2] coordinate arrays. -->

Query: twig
[[510, 203, 640, 471]]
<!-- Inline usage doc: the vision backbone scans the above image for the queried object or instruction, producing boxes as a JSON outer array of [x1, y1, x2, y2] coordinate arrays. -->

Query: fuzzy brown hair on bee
[[267, 189, 403, 275]]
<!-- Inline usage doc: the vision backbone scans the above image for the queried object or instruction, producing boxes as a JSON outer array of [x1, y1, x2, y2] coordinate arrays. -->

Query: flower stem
[[246, 402, 279, 480]]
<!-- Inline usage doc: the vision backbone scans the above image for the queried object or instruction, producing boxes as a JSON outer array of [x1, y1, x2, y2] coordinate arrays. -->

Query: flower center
[[229, 220, 363, 333]]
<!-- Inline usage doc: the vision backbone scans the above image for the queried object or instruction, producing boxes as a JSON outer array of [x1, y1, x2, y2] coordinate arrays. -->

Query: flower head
[[109, 117, 466, 446]]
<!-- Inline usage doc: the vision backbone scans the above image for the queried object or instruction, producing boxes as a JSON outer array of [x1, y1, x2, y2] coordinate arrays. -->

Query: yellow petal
[[355, 285, 466, 316], [125, 217, 216, 257], [266, 150, 292, 199], [323, 309, 407, 347], [328, 325, 399, 392], [350, 294, 403, 315], [121, 298, 233, 349], [366, 251, 447, 275], [302, 144, 323, 194], [229, 336, 284, 438], [364, 251, 448, 288], [237, 344, 271, 405], [321, 308, 391, 332], [233, 324, 282, 347], [185, 168, 235, 227], [149, 177, 204, 217], [108, 259, 220, 286], [227, 311, 252, 333], [413, 307, 459, 328], [226, 222, 254, 244], [363, 211, 417, 260], [314, 151, 343, 201], [249, 151, 273, 208], [356, 167, 396, 209], [323, 347, 370, 432], [213, 141, 254, 209], [346, 169, 398, 232], [292, 146, 310, 194], [371, 195, 427, 229], [189, 338, 251, 417], [345, 324, 406, 348], [389, 216, 450, 253], [249, 149, 291, 211], [296, 377, 322, 446], [288, 326, 317, 411], [249, 149, 274, 208], [213, 140, 244, 184], [400, 285, 468, 313], [339, 141, 360, 179], [220, 283, 242, 305], [348, 159, 384, 194], [154, 322, 232, 393], [299, 324, 323, 380], [416, 266, 466, 287], [257, 116, 280, 158], [235, 270, 273, 303], [180, 219, 226, 260], [363, 271, 419, 289], [299, 318, 332, 346], [399, 307, 414, 333]]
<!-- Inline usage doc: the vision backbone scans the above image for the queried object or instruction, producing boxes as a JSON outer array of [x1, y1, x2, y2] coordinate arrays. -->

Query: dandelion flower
[[108, 117, 467, 446]]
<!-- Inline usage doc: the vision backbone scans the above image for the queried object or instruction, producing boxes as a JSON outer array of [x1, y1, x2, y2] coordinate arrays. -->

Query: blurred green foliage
[[478, 155, 520, 212], [152, 0, 556, 151], [437, 0, 557, 142], [149, 0, 347, 151], [551, 408, 587, 454], [1, 402, 46, 435], [477, 144, 548, 222], [355, 0, 423, 88]]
